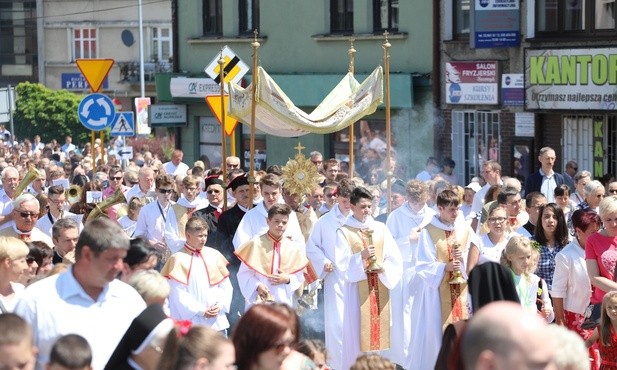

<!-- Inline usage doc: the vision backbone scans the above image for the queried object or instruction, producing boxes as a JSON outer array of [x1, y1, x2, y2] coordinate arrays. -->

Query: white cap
[[465, 182, 482, 193]]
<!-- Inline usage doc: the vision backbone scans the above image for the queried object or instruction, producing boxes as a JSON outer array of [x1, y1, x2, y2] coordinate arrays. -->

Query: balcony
[[117, 60, 172, 84]]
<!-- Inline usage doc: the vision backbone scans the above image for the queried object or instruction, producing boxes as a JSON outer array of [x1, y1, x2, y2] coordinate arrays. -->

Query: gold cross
[[294, 142, 305, 155]]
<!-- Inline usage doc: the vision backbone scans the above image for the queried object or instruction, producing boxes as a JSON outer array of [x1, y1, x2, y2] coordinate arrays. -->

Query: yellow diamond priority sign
[[76, 59, 114, 92], [205, 46, 249, 90]]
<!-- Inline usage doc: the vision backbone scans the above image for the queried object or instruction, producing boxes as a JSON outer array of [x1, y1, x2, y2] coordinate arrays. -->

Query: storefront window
[[451, 111, 500, 184], [199, 117, 223, 167]]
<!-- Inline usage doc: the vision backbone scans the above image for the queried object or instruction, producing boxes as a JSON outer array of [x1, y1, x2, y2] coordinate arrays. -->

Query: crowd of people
[[0, 129, 616, 370]]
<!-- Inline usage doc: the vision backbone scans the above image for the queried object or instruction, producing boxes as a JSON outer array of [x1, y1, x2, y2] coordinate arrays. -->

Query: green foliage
[[13, 82, 92, 143]]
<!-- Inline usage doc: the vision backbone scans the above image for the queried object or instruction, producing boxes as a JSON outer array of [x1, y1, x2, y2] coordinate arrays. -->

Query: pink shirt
[[585, 231, 617, 304]]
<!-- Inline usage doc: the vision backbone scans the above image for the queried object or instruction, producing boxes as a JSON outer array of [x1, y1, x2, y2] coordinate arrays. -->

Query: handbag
[[581, 304, 602, 330]]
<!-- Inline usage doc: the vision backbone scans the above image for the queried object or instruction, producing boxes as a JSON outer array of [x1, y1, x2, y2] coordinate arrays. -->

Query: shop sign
[[149, 104, 187, 127], [471, 0, 520, 48], [170, 78, 219, 98], [526, 48, 617, 110], [445, 61, 499, 105], [502, 73, 524, 106]]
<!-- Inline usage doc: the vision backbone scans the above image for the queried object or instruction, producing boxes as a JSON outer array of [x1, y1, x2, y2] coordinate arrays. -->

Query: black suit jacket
[[524, 170, 566, 197]]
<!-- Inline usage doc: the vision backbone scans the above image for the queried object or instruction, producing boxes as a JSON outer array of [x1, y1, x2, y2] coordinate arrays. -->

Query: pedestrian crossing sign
[[110, 112, 134, 136]]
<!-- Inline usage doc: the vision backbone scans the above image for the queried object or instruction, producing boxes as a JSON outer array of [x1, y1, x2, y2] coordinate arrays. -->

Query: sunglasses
[[18, 212, 39, 219], [111, 176, 123, 181], [158, 188, 173, 194], [609, 189, 617, 194], [270, 339, 294, 354]]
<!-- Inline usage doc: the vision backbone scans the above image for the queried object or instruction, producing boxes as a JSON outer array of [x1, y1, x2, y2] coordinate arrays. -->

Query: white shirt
[[134, 200, 173, 243], [15, 267, 146, 370], [550, 239, 592, 315], [540, 169, 557, 203], [0, 282, 25, 312], [118, 216, 137, 237], [36, 211, 83, 238], [61, 143, 76, 155], [0, 188, 13, 218], [124, 184, 156, 204], [163, 161, 189, 176], [477, 233, 511, 265]]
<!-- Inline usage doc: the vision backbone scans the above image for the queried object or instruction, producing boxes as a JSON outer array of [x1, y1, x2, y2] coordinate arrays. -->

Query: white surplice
[[232, 201, 303, 250], [305, 204, 349, 370], [384, 202, 435, 367], [236, 236, 306, 309], [406, 215, 477, 370], [166, 247, 232, 331], [335, 216, 403, 370]]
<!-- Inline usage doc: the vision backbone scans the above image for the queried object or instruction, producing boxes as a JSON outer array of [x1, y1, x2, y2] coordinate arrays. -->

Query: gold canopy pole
[[383, 32, 392, 214], [248, 30, 260, 209], [348, 39, 356, 178], [218, 48, 228, 211]]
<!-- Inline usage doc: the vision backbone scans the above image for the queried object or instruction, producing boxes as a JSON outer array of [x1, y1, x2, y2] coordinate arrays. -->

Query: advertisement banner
[[502, 73, 524, 106], [134, 97, 152, 135], [445, 61, 499, 105], [471, 0, 520, 48], [526, 48, 617, 110]]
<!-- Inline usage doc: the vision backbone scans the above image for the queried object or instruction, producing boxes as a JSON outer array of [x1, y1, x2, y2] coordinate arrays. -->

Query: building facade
[[157, 0, 434, 177], [439, 0, 617, 185], [1, 0, 172, 124]]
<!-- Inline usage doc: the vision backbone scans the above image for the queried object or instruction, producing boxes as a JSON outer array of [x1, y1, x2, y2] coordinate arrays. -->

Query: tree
[[13, 82, 91, 143]]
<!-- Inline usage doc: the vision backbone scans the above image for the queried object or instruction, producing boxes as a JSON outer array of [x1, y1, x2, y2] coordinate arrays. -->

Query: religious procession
[[0, 24, 611, 370]]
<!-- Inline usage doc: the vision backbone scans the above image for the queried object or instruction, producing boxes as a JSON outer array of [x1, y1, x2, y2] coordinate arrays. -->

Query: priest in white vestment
[[335, 187, 402, 370], [407, 189, 478, 370], [305, 180, 354, 370], [161, 216, 232, 331], [384, 179, 436, 367]]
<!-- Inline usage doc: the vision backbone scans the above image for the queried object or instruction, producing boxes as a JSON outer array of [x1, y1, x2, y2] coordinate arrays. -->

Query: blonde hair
[[0, 236, 29, 261], [129, 269, 170, 302], [600, 291, 617, 346], [500, 236, 532, 277], [349, 354, 396, 370]]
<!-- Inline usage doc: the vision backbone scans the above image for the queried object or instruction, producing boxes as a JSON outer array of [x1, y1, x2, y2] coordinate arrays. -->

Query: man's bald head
[[462, 301, 556, 370]]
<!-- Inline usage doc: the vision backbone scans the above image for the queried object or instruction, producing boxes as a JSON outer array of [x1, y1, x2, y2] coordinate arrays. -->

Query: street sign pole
[[8, 85, 14, 144]]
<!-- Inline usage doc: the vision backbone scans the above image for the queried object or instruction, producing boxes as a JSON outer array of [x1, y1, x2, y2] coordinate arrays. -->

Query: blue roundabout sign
[[77, 93, 116, 131]]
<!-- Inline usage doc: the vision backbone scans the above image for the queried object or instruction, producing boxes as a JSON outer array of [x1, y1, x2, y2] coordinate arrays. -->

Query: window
[[454, 0, 470, 36], [239, 0, 259, 35], [373, 0, 398, 32], [536, 0, 617, 35], [73, 28, 97, 59], [152, 27, 172, 62], [203, 0, 222, 36], [0, 0, 37, 78], [331, 0, 353, 34], [451, 111, 500, 184]]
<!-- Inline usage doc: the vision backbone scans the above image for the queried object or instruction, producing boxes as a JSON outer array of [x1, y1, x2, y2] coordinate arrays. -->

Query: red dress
[[599, 326, 617, 370]]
